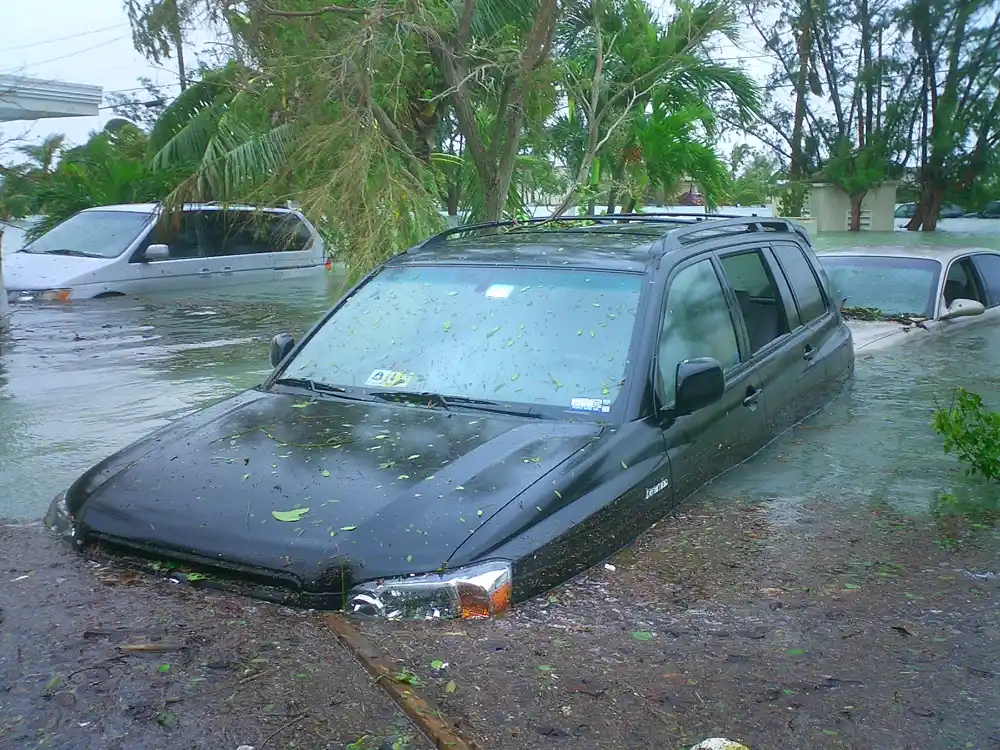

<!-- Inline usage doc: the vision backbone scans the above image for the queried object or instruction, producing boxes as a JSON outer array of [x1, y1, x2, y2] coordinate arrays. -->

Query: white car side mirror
[[941, 298, 986, 320], [143, 244, 170, 262]]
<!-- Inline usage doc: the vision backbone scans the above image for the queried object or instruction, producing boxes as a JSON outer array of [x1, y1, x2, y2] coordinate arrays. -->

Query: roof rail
[[667, 216, 802, 245], [415, 212, 762, 249]]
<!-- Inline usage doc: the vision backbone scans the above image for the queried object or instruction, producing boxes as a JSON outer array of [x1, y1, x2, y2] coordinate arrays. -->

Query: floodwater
[[2, 214, 1000, 520]]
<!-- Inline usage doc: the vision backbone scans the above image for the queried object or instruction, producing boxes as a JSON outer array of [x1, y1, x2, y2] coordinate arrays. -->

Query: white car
[[3, 203, 326, 302], [817, 246, 1000, 351]]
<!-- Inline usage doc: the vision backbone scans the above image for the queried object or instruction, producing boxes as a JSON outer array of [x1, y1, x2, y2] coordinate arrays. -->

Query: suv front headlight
[[347, 560, 512, 620]]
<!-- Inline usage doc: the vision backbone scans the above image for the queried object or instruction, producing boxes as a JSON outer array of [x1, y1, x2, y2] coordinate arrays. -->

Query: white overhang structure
[[1, 75, 103, 322]]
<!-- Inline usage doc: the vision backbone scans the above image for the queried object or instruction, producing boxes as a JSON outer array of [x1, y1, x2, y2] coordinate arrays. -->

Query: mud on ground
[[0, 523, 428, 750], [3, 497, 999, 750], [360, 499, 1000, 750]]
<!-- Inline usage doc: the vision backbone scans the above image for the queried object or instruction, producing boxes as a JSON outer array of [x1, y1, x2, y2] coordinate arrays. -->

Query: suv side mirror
[[941, 298, 985, 320], [143, 244, 170, 262], [270, 333, 296, 367], [674, 357, 725, 416]]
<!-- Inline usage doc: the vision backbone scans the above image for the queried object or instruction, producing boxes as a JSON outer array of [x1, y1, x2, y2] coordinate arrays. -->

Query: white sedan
[[817, 246, 1000, 351]]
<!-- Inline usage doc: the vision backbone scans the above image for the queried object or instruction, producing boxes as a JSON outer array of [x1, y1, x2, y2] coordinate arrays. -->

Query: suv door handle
[[198, 267, 212, 277], [803, 344, 816, 361], [221, 266, 233, 276], [743, 385, 761, 407]]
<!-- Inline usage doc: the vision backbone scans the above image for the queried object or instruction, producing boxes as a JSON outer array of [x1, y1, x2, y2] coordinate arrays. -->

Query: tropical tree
[[15, 134, 66, 174]]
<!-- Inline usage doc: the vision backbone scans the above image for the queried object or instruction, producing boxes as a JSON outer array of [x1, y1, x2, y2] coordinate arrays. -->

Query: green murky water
[[3, 215, 1000, 520]]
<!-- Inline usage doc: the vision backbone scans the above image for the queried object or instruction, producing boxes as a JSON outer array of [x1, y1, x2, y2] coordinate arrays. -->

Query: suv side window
[[144, 211, 204, 259], [943, 257, 985, 305], [971, 253, 1000, 307], [201, 210, 273, 257], [773, 243, 827, 324], [268, 215, 313, 252], [718, 249, 792, 353], [657, 258, 740, 407]]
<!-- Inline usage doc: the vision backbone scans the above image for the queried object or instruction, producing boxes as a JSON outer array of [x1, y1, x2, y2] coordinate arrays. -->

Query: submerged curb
[[323, 614, 483, 750]]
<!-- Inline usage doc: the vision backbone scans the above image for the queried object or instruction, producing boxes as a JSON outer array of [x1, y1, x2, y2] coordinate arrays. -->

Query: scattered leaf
[[185, 572, 209, 581], [398, 474, 410, 480], [241, 473, 250, 481], [554, 490, 562, 499], [443, 321, 452, 331], [340, 525, 358, 532], [536, 665, 554, 672], [430, 660, 445, 669], [631, 631, 654, 641], [322, 469, 331, 477], [476, 509, 483, 517], [843, 583, 860, 590], [445, 680, 457, 693], [157, 664, 170, 673], [621, 461, 628, 469], [786, 648, 807, 656], [406, 554, 413, 562], [510, 373, 519, 381], [272, 508, 310, 522]]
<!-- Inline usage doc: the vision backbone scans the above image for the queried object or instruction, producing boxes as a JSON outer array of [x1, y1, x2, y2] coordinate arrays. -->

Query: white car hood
[[2, 250, 112, 290], [846, 318, 931, 351]]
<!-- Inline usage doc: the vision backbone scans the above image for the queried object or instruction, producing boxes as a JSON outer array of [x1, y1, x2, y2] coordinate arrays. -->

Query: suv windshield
[[280, 265, 643, 413], [23, 210, 154, 258], [819, 254, 940, 318]]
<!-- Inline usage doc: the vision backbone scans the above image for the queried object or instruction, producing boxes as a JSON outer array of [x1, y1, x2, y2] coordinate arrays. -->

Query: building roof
[[0, 75, 102, 122]]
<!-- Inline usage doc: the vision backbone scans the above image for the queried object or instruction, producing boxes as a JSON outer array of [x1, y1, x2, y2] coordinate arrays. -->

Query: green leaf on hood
[[272, 508, 310, 522]]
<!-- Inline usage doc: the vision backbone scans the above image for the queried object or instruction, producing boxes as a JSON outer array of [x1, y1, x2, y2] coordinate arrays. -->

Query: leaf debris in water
[[272, 508, 310, 522], [340, 525, 357, 531]]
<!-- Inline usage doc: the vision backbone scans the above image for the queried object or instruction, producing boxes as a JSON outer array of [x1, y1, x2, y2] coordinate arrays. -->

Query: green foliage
[[22, 123, 188, 239], [820, 136, 891, 199], [777, 181, 810, 217], [932, 388, 1000, 485]]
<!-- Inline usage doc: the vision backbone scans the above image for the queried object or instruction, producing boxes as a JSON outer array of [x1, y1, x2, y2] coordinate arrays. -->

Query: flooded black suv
[[47, 214, 854, 619]]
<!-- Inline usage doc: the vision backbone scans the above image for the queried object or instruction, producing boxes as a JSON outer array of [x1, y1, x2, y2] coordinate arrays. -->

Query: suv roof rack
[[415, 212, 807, 252]]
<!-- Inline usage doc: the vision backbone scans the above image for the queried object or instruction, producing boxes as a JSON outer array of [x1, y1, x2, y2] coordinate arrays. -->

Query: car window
[[944, 257, 985, 305], [982, 202, 1000, 218], [971, 254, 1000, 307], [656, 259, 740, 408], [819, 255, 940, 318], [773, 243, 827, 323], [146, 212, 205, 259], [198, 210, 274, 257], [718, 250, 792, 353], [894, 204, 915, 218], [24, 210, 153, 259], [282, 265, 642, 413], [268, 215, 313, 252]]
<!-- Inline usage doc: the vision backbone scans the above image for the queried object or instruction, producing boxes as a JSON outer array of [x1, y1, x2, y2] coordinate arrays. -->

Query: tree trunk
[[605, 158, 625, 214], [446, 178, 460, 221], [789, 6, 812, 180], [624, 196, 638, 214], [849, 192, 866, 231], [906, 183, 943, 231]]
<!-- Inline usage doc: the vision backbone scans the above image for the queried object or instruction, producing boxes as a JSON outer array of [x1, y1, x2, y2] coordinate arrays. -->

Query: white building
[[0, 75, 103, 323]]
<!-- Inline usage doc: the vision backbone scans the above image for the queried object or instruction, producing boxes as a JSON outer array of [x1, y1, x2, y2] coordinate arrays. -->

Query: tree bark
[[849, 192, 866, 231], [789, 4, 812, 180]]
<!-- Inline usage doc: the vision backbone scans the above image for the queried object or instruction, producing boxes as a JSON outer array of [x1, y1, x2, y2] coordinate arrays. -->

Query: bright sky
[[1, 0, 775, 159], [0, 0, 214, 151]]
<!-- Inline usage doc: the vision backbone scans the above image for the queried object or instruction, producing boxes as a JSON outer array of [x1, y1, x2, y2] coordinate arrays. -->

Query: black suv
[[48, 214, 854, 619]]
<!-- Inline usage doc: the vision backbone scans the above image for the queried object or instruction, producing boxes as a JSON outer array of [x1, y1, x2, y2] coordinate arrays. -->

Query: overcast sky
[[1, 0, 774, 158]]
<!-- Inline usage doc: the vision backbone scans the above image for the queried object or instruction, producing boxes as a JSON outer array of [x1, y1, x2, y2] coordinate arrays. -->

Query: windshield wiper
[[272, 377, 371, 402], [36, 248, 101, 258], [370, 390, 542, 418]]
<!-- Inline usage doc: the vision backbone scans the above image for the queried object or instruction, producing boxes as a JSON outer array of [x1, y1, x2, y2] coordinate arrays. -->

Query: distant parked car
[[3, 203, 325, 302], [894, 202, 965, 219], [818, 246, 1000, 351], [47, 213, 853, 619], [963, 200, 1000, 219], [677, 190, 705, 206]]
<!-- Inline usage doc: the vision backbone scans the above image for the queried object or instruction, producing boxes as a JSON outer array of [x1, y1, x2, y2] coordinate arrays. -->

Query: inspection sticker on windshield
[[570, 397, 611, 413], [485, 284, 515, 299], [365, 369, 413, 388]]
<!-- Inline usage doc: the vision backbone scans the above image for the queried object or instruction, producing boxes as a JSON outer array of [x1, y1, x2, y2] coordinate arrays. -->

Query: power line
[[4, 35, 131, 73], [0, 24, 128, 55]]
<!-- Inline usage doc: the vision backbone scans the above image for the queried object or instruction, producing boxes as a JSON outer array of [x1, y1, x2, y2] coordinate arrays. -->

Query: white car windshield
[[281, 264, 643, 413], [819, 255, 940, 318], [23, 210, 154, 259]]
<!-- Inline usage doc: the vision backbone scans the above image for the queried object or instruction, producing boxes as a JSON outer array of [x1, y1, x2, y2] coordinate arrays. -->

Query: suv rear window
[[774, 243, 827, 323]]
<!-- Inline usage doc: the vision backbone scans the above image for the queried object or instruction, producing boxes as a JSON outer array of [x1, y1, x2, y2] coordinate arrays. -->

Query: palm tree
[[15, 133, 66, 174]]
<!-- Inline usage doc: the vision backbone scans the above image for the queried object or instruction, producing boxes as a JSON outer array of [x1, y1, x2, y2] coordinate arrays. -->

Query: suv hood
[[3, 250, 112, 291], [68, 389, 601, 592]]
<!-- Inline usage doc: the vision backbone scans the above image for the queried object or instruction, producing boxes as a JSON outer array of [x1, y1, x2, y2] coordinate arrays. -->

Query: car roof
[[80, 203, 299, 215], [816, 244, 1000, 264], [391, 215, 810, 273], [393, 225, 667, 272]]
